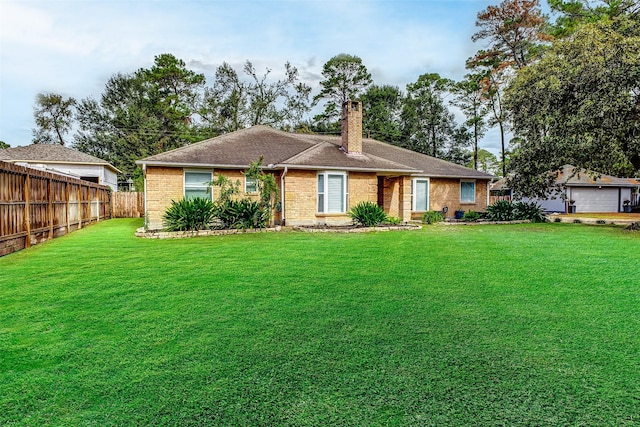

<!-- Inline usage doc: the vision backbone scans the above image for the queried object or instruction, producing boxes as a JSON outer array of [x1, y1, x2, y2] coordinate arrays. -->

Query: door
[[571, 187, 619, 212]]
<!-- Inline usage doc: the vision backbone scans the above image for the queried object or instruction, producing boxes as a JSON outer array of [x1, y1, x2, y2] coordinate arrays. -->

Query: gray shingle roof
[[0, 144, 121, 173], [137, 125, 494, 179], [558, 165, 638, 187]]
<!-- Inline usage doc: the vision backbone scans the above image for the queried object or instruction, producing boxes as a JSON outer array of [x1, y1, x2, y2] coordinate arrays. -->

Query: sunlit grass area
[[1, 219, 638, 426]]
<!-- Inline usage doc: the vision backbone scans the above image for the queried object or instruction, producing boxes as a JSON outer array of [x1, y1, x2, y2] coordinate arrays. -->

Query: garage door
[[571, 187, 619, 212]]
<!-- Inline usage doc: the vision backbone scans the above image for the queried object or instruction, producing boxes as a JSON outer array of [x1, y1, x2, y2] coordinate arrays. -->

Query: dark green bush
[[214, 199, 270, 229], [348, 201, 387, 227], [422, 210, 444, 224], [485, 200, 515, 221], [163, 197, 216, 231], [513, 201, 547, 223], [462, 211, 481, 222]]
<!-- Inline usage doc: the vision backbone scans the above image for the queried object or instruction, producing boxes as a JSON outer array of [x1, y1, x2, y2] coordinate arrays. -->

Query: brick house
[[137, 101, 493, 229]]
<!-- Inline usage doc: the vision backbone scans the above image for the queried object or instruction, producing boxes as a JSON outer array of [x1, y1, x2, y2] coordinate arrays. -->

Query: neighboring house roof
[[557, 165, 638, 187], [137, 125, 493, 179], [0, 144, 121, 174]]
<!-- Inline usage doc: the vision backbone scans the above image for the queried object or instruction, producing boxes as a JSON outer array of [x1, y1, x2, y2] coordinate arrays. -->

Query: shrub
[[214, 199, 270, 230], [163, 197, 216, 231], [462, 211, 481, 222], [348, 201, 387, 227], [209, 157, 279, 230], [422, 210, 444, 224], [513, 201, 547, 223], [385, 216, 402, 225], [485, 200, 515, 221], [625, 222, 640, 232]]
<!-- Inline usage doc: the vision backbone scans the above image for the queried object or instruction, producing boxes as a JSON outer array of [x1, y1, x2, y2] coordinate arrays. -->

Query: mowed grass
[[0, 219, 638, 426]]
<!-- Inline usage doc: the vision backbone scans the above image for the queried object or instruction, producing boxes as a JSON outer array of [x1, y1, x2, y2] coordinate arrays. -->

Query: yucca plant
[[485, 200, 515, 221], [513, 201, 547, 223], [214, 199, 270, 230], [348, 201, 387, 227], [163, 197, 216, 231]]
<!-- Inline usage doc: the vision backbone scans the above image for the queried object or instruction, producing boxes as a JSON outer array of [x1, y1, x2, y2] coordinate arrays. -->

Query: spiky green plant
[[348, 201, 387, 227], [513, 201, 547, 223], [163, 197, 216, 231], [485, 200, 515, 221]]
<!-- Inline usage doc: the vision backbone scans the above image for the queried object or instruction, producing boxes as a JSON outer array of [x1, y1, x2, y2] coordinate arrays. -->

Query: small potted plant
[[623, 199, 631, 213], [568, 199, 576, 214]]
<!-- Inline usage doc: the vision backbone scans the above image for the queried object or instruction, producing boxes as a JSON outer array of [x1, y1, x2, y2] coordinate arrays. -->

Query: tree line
[[30, 0, 640, 197]]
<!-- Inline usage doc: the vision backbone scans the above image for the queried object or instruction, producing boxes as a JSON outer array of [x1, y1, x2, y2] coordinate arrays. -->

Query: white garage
[[569, 187, 620, 213]]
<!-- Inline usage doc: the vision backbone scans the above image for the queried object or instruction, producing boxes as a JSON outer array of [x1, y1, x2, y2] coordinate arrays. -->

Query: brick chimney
[[341, 100, 363, 154]]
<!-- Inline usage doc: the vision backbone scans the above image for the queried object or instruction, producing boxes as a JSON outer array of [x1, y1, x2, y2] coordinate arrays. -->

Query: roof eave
[[6, 159, 122, 174], [565, 182, 638, 188]]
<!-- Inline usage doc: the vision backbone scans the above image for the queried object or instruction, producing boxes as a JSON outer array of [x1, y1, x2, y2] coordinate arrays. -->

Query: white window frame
[[184, 170, 213, 200], [460, 180, 476, 203], [317, 171, 348, 214], [411, 178, 430, 212], [245, 175, 258, 194]]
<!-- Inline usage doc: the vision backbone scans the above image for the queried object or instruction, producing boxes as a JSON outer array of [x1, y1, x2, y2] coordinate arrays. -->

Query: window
[[412, 178, 429, 211], [184, 171, 212, 200], [317, 172, 348, 213], [461, 181, 476, 203], [245, 176, 257, 193]]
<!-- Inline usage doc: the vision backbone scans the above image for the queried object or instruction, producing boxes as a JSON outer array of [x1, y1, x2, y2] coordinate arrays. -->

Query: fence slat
[[0, 160, 111, 257]]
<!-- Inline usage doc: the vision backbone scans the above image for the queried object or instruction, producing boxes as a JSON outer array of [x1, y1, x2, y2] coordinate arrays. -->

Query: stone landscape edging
[[292, 224, 422, 233], [136, 226, 282, 239]]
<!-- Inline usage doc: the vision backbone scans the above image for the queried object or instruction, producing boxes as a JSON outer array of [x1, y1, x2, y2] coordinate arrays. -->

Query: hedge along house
[[137, 101, 493, 230]]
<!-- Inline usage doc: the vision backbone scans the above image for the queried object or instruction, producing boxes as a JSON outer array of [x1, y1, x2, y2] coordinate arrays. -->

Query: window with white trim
[[317, 172, 348, 213], [184, 170, 212, 200], [460, 180, 476, 203], [245, 176, 257, 194], [412, 178, 430, 211]]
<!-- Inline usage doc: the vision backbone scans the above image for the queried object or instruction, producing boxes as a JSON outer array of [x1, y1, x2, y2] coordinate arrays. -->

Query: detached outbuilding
[[137, 101, 494, 229], [492, 165, 639, 213], [0, 144, 121, 192]]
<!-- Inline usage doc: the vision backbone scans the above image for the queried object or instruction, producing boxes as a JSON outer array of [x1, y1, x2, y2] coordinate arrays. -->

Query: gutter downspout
[[280, 166, 288, 226]]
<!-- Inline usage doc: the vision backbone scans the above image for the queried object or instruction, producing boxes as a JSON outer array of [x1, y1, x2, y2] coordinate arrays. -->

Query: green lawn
[[1, 219, 638, 426]]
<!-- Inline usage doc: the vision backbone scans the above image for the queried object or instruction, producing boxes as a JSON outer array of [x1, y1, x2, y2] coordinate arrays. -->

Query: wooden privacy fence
[[112, 192, 145, 218], [0, 161, 111, 257]]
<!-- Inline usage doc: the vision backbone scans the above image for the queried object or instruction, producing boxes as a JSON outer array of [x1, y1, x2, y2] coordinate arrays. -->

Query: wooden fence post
[[24, 171, 31, 249], [65, 182, 70, 235], [77, 186, 82, 229], [48, 177, 53, 239]]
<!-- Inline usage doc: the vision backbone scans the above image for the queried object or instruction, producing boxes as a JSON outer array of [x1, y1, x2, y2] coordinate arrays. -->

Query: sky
[[0, 0, 540, 154]]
